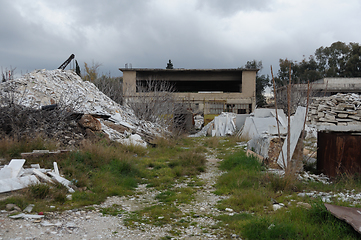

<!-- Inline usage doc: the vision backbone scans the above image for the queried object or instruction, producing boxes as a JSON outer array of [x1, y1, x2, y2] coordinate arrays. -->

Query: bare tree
[[82, 62, 123, 105], [126, 79, 186, 130], [0, 83, 81, 141], [93, 75, 123, 105], [1, 66, 16, 82]]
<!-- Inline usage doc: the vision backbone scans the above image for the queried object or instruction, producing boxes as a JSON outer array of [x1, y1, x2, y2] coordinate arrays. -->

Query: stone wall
[[308, 93, 361, 126]]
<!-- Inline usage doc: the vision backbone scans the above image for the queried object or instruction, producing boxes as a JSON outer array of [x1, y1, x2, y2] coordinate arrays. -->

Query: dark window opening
[[136, 80, 241, 93]]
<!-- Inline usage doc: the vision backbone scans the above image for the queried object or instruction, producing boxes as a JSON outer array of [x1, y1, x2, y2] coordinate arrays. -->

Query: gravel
[[0, 151, 233, 240]]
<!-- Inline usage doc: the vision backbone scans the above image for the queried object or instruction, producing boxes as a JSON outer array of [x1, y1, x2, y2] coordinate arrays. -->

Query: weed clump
[[29, 184, 50, 199]]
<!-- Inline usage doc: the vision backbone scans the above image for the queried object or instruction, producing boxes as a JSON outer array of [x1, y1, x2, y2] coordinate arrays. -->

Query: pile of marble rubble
[[308, 93, 361, 126], [0, 158, 74, 194], [0, 69, 167, 146]]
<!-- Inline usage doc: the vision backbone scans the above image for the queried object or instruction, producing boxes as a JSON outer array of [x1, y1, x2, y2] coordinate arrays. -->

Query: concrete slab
[[0, 175, 39, 193], [0, 159, 26, 180], [9, 213, 44, 219], [53, 162, 60, 176], [240, 117, 280, 140], [33, 169, 54, 184], [277, 106, 307, 169], [48, 172, 75, 193], [235, 114, 250, 130], [325, 203, 361, 234]]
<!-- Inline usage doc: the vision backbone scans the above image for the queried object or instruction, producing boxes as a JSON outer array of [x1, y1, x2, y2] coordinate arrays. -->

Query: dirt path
[[0, 150, 235, 240]]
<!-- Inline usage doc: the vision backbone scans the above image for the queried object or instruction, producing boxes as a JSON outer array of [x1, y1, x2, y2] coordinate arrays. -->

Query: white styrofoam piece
[[0, 175, 39, 193], [277, 106, 307, 169]]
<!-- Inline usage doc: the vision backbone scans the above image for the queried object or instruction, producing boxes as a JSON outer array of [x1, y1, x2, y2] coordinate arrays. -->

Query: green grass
[[214, 147, 361, 239], [0, 136, 57, 159], [2, 135, 361, 239]]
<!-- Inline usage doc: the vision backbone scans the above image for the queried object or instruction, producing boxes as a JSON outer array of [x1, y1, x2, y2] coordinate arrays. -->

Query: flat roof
[[119, 68, 259, 72]]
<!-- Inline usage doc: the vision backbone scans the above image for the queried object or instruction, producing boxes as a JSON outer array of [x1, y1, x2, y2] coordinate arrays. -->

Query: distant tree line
[[244, 41, 361, 107], [274, 41, 361, 87]]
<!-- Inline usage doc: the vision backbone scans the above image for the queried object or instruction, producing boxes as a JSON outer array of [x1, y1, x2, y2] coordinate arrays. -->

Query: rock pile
[[308, 93, 361, 126], [0, 69, 167, 146]]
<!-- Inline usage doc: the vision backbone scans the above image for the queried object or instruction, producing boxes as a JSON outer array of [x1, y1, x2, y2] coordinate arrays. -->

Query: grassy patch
[[124, 204, 182, 227], [215, 147, 361, 239], [156, 187, 195, 204], [0, 136, 57, 159]]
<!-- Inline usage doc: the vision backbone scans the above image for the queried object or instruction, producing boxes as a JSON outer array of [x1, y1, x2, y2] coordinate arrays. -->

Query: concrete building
[[277, 77, 361, 98], [119, 68, 258, 115]]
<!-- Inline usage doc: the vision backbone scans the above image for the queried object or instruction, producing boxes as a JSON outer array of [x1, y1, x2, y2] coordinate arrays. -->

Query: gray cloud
[[1, 0, 360, 78], [196, 0, 274, 16]]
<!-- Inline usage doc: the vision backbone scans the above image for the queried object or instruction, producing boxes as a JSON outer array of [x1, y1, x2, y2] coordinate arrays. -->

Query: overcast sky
[[1, 0, 360, 77]]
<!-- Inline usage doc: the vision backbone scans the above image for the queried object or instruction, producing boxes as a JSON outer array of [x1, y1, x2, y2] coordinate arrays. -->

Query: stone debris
[[189, 112, 238, 137], [298, 189, 361, 206], [0, 158, 74, 194], [308, 93, 361, 127], [0, 69, 167, 146], [193, 113, 204, 130]]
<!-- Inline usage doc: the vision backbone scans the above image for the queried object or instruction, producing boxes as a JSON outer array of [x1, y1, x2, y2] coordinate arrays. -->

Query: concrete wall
[[122, 71, 137, 95], [120, 68, 257, 114]]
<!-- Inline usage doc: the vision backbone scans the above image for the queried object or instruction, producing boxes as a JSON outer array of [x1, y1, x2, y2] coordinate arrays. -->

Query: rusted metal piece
[[58, 54, 75, 70], [325, 203, 361, 234], [318, 131, 361, 177]]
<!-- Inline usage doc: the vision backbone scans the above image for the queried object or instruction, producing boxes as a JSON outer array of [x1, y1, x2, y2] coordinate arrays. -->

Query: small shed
[[317, 125, 361, 178]]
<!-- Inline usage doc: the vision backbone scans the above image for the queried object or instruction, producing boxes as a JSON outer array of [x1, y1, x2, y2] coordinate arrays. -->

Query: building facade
[[119, 68, 258, 115]]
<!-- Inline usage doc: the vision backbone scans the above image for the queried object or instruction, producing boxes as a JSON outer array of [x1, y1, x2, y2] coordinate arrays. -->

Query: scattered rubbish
[[21, 149, 71, 159], [23, 204, 35, 213], [41, 221, 62, 227], [0, 159, 75, 194], [6, 204, 21, 212], [268, 223, 275, 229], [65, 222, 78, 228], [225, 208, 234, 212], [325, 203, 361, 234], [9, 213, 44, 219], [193, 113, 204, 130], [272, 204, 284, 211], [298, 172, 330, 184], [189, 112, 238, 137]]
